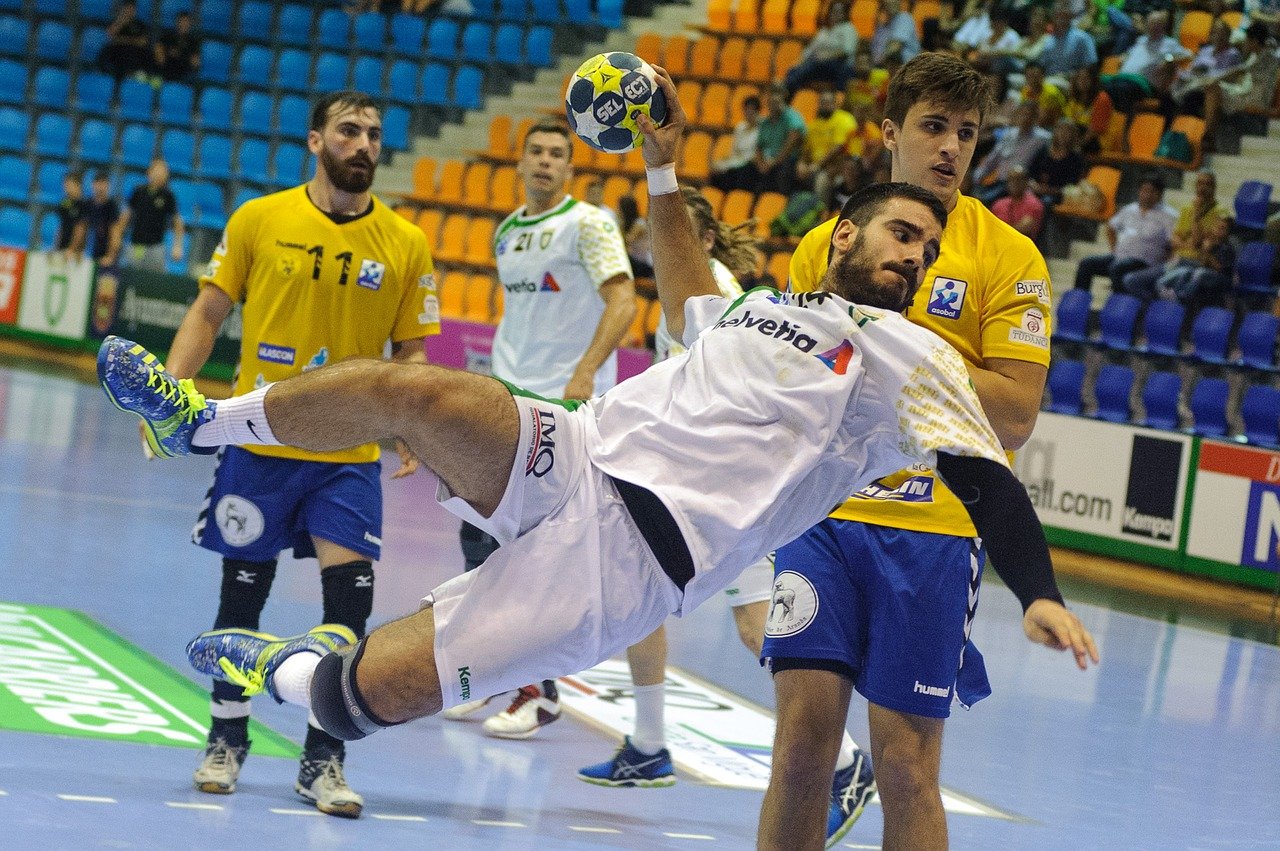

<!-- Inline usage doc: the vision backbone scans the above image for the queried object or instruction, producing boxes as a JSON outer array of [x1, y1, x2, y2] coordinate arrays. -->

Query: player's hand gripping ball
[[565, 52, 668, 154]]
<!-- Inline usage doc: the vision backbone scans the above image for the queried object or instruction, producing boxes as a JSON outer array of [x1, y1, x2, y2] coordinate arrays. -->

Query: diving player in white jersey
[[101, 73, 1097, 821]]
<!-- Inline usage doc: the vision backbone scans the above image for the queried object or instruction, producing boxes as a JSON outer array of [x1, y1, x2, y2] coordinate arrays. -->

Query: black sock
[[541, 679, 558, 701], [209, 714, 250, 747], [321, 560, 374, 639], [210, 558, 277, 710], [305, 722, 346, 756]]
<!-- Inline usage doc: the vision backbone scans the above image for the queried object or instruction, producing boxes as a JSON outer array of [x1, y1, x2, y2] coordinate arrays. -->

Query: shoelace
[[205, 740, 240, 769], [218, 656, 266, 696], [145, 369, 206, 424], [505, 685, 542, 713]]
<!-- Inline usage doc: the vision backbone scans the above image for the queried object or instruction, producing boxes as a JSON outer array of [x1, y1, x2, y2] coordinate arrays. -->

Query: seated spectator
[[1079, 0, 1137, 57], [1199, 23, 1279, 151], [98, 0, 153, 82], [1101, 11, 1190, 120], [1074, 173, 1178, 292], [1237, 0, 1280, 38], [869, 0, 921, 64], [1175, 17, 1242, 112], [796, 91, 857, 212], [154, 11, 201, 83], [1029, 118, 1086, 206], [1065, 64, 1115, 155], [830, 99, 889, 207], [1122, 170, 1234, 305], [991, 166, 1046, 238], [1022, 60, 1068, 126], [710, 83, 805, 195], [952, 0, 996, 51], [922, 0, 963, 51], [1014, 7, 1054, 67], [784, 1, 859, 95], [711, 95, 762, 180], [54, 170, 88, 258], [972, 99, 1051, 205], [616, 195, 654, 279], [1040, 2, 1099, 88], [969, 9, 1024, 75], [583, 177, 619, 226]]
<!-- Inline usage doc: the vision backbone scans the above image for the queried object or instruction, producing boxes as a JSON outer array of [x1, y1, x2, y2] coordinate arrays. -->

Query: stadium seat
[[461, 22, 492, 63], [198, 87, 234, 132], [33, 0, 64, 14], [1237, 312, 1280, 372], [33, 112, 71, 157], [1137, 299, 1184, 358], [118, 78, 155, 122], [743, 39, 774, 84], [663, 34, 690, 76], [1160, 115, 1204, 169], [354, 11, 386, 51], [158, 82, 194, 124], [0, 107, 26, 153], [721, 190, 754, 226], [390, 13, 426, 55], [1189, 377, 1230, 437], [1093, 364, 1135, 423], [463, 274, 496, 323], [1097, 293, 1142, 351], [200, 0, 233, 36], [0, 155, 31, 202], [1118, 113, 1164, 163], [1234, 241, 1277, 305], [278, 95, 309, 132], [488, 165, 519, 212], [161, 128, 196, 176], [316, 7, 350, 50], [0, 59, 24, 104], [601, 175, 633, 211], [0, 206, 31, 247], [120, 123, 157, 169], [353, 56, 383, 93], [416, 208, 442, 243], [461, 162, 493, 210], [761, 0, 789, 34], [689, 37, 718, 78], [706, 0, 731, 30], [753, 192, 787, 239], [852, 0, 878, 39], [198, 133, 233, 180], [678, 131, 713, 181], [791, 0, 821, 35], [1046, 358, 1086, 415], [718, 36, 747, 79], [598, 0, 623, 26], [272, 143, 306, 187], [421, 62, 451, 107], [426, 18, 460, 60], [463, 217, 496, 266], [476, 116, 510, 163], [158, 0, 186, 26], [701, 82, 733, 129], [525, 25, 556, 67], [200, 40, 232, 83], [168, 176, 196, 220], [1241, 385, 1280, 448], [435, 214, 468, 264], [34, 21, 72, 63], [190, 181, 227, 229], [80, 0, 111, 19], [76, 118, 115, 164], [275, 49, 311, 93], [0, 16, 27, 59], [237, 138, 271, 185], [1188, 306, 1234, 365], [73, 72, 115, 116], [1234, 181, 1273, 233], [39, 211, 57, 249], [236, 44, 273, 88], [634, 31, 661, 64], [1178, 9, 1212, 51], [33, 67, 70, 109], [82, 27, 110, 57], [1140, 371, 1182, 430], [383, 105, 410, 151], [436, 160, 466, 204], [410, 156, 438, 198], [313, 53, 349, 92], [438, 270, 467, 317], [387, 59, 418, 104], [239, 91, 274, 137], [236, 1, 273, 42], [453, 65, 483, 110], [530, 0, 559, 23], [277, 3, 313, 46], [792, 89, 819, 121]]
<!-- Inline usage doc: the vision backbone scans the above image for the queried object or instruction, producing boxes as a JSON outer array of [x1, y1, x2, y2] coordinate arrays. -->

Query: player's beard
[[826, 232, 918, 314], [321, 146, 377, 194]]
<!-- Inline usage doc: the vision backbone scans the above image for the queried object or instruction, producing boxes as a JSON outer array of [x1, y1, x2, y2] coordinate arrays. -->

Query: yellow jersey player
[[157, 90, 439, 818]]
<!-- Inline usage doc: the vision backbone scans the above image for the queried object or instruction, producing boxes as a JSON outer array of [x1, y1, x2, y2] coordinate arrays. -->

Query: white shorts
[[723, 553, 774, 607], [428, 395, 683, 709]]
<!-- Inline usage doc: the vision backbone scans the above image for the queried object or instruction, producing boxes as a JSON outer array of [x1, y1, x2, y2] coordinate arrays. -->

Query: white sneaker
[[439, 694, 498, 721], [193, 738, 248, 794], [296, 749, 363, 819], [482, 684, 561, 739]]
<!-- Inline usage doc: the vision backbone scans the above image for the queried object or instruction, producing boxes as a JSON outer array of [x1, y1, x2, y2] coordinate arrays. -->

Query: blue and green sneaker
[[826, 748, 877, 848], [186, 625, 357, 703], [97, 335, 216, 458]]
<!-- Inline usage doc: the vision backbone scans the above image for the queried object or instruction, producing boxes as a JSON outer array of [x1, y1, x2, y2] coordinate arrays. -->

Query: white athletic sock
[[271, 651, 321, 707], [630, 683, 666, 755], [192, 385, 282, 448], [835, 730, 859, 771]]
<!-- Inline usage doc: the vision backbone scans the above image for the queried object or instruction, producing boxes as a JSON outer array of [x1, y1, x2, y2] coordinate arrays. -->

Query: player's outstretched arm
[[634, 66, 719, 343], [934, 452, 1100, 671]]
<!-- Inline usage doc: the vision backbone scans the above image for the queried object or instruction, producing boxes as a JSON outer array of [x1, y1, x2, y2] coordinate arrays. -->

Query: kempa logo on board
[[1122, 435, 1183, 542]]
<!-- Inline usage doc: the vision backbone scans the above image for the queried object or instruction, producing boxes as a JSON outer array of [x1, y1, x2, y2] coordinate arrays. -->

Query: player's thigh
[[867, 701, 944, 779], [730, 600, 768, 656], [772, 667, 853, 757], [357, 604, 443, 719]]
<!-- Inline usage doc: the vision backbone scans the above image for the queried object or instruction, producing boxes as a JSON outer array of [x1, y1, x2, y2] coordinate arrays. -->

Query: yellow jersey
[[788, 194, 1052, 535], [804, 109, 857, 164], [201, 185, 441, 464]]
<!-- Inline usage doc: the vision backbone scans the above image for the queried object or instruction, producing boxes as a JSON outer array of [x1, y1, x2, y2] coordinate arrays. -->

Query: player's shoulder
[[572, 199, 621, 231], [231, 185, 306, 222], [952, 194, 1045, 266]]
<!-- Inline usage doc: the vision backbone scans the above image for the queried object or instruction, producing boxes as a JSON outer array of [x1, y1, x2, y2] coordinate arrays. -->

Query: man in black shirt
[[154, 11, 201, 82], [98, 0, 153, 81], [54, 170, 89, 257], [112, 159, 185, 272], [86, 171, 121, 265]]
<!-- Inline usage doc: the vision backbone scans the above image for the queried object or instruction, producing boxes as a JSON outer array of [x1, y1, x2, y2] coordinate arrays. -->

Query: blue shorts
[[192, 446, 383, 563], [761, 519, 990, 719]]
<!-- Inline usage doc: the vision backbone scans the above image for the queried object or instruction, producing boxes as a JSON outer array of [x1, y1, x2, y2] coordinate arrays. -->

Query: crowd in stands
[[97, 0, 201, 83]]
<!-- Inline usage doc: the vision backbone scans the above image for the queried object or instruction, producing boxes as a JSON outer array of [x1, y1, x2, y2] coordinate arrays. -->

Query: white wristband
[[646, 163, 678, 196]]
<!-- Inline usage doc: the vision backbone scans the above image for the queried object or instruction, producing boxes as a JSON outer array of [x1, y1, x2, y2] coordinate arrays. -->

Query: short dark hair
[[64, 168, 83, 182], [836, 182, 948, 233], [1139, 172, 1165, 194], [521, 121, 574, 161], [1245, 22, 1269, 44], [92, 169, 110, 183], [743, 95, 762, 111], [885, 52, 991, 128], [309, 90, 382, 133]]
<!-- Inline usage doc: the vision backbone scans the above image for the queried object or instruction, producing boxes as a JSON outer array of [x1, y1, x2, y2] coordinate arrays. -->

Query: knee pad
[[309, 640, 393, 742], [321, 560, 374, 638]]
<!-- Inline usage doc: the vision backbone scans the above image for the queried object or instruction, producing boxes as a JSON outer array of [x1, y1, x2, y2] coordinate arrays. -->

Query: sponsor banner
[[558, 659, 1011, 818], [16, 251, 95, 340], [108, 267, 242, 370], [0, 246, 26, 326], [1012, 414, 1191, 551], [0, 601, 297, 755], [1186, 441, 1280, 573], [425, 317, 653, 381]]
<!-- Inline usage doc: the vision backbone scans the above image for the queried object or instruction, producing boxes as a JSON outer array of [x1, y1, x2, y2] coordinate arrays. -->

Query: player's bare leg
[[867, 702, 946, 851], [731, 600, 767, 655]]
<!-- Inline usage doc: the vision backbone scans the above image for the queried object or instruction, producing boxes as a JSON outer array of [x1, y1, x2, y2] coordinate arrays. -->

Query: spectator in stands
[[951, 0, 996, 52], [1014, 7, 1054, 66], [154, 11, 201, 83], [710, 95, 762, 181], [1079, 0, 1136, 57], [1039, 2, 1099, 88], [1029, 118, 1086, 206], [829, 99, 889, 206], [1101, 10, 1189, 120], [616, 195, 654, 279], [111, 158, 184, 273], [783, 1, 859, 96], [1199, 23, 1279, 151], [1065, 64, 1115, 154], [1022, 60, 1068, 125], [583, 176, 619, 226], [1122, 170, 1234, 304], [991, 165, 1046, 238], [796, 90, 857, 212], [86, 171, 122, 265], [1073, 173, 1177, 292], [98, 0, 153, 82], [969, 9, 1024, 75], [972, 99, 1051, 205], [54, 170, 88, 259], [869, 0, 921, 63], [711, 83, 805, 195], [1238, 0, 1280, 39]]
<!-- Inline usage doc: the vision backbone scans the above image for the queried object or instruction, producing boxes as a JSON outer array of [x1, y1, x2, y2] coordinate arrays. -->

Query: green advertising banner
[[0, 601, 298, 757], [16, 252, 96, 341]]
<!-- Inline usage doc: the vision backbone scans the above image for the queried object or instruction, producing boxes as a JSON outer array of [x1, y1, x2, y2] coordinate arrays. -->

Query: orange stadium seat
[[1101, 54, 1122, 75], [511, 117, 536, 154], [761, 0, 789, 35], [619, 147, 646, 176], [488, 165, 520, 212], [663, 34, 691, 75], [731, 83, 760, 121], [700, 185, 725, 217], [791, 0, 820, 36], [463, 273, 496, 323], [394, 206, 416, 222], [571, 173, 595, 199], [634, 31, 662, 64], [438, 271, 468, 318], [736, 0, 762, 33], [1221, 10, 1242, 30], [1178, 10, 1212, 51], [689, 36, 720, 78], [752, 191, 787, 237], [643, 298, 662, 337], [571, 133, 599, 170], [792, 88, 819, 121], [491, 283, 504, 320], [462, 161, 493, 211], [851, 0, 878, 39], [767, 249, 790, 287], [624, 295, 649, 347], [701, 81, 733, 129], [718, 36, 748, 79], [417, 208, 443, 244], [677, 80, 705, 124], [721, 189, 754, 225], [912, 0, 941, 36], [1122, 112, 1164, 162], [679, 131, 714, 181], [463, 217, 497, 267], [710, 131, 735, 165], [478, 115, 513, 161], [1163, 115, 1205, 168], [411, 156, 438, 198], [743, 38, 774, 83], [1055, 165, 1120, 222], [602, 174, 634, 210], [706, 0, 732, 31], [436, 160, 467, 205], [435, 214, 469, 264], [773, 39, 803, 77]]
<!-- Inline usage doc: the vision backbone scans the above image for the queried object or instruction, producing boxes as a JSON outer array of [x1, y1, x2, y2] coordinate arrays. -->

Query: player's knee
[[309, 640, 396, 742], [874, 737, 942, 801]]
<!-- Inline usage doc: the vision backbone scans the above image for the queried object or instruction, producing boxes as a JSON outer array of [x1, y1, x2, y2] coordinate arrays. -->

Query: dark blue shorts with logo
[[761, 519, 990, 719], [192, 446, 383, 563]]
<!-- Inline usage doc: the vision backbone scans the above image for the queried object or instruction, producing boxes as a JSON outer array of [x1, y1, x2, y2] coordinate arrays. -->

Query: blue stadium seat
[[239, 91, 274, 137], [1189, 306, 1234, 365], [76, 118, 116, 164], [313, 52, 349, 92], [197, 133, 233, 180], [1097, 293, 1142, 351], [33, 66, 70, 109], [1241, 385, 1280, 448], [34, 112, 71, 157], [564, 0, 590, 23], [272, 143, 306, 186], [1234, 241, 1277, 305], [190, 180, 227, 229], [237, 138, 271, 184], [390, 13, 425, 55], [275, 49, 311, 92], [121, 170, 147, 201], [531, 0, 561, 22], [200, 39, 232, 82], [35, 0, 68, 17], [278, 95, 309, 132], [72, 72, 115, 116], [315, 7, 350, 50], [0, 155, 31, 202], [199, 0, 233, 37], [470, 0, 496, 15], [494, 24, 522, 64], [1052, 288, 1091, 344], [0, 16, 28, 59], [420, 62, 450, 107], [277, 3, 313, 46], [498, 0, 527, 19], [1046, 358, 1085, 415], [163, 230, 188, 273], [426, 18, 460, 60], [383, 105, 409, 151], [158, 0, 188, 26], [453, 65, 483, 110], [35, 21, 72, 63], [1136, 299, 1184, 358], [35, 160, 63, 205], [118, 77, 156, 121], [78, 26, 108, 62], [134, 0, 154, 22], [0, 58, 24, 103], [158, 81, 194, 124], [198, 86, 234, 132], [80, 0, 114, 20], [160, 128, 196, 176], [525, 25, 554, 66], [168, 176, 196, 219], [1234, 180, 1273, 233], [0, 0, 21, 11], [1189, 377, 1230, 437], [461, 22, 492, 63], [236, 0, 273, 42], [354, 12, 385, 50], [1093, 364, 1134, 423], [39, 210, 58, 249], [1237, 312, 1280, 372], [0, 206, 32, 247], [233, 185, 258, 210], [352, 56, 383, 93], [120, 123, 157, 169], [598, 0, 623, 27], [236, 45, 273, 88], [0, 107, 27, 152], [1141, 371, 1182, 430], [388, 60, 418, 104]]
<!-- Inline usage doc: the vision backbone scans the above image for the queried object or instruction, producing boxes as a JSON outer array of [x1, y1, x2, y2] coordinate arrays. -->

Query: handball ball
[[565, 51, 667, 154]]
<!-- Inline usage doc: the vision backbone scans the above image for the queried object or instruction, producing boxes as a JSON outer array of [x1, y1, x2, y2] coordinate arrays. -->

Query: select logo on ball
[[565, 51, 666, 154]]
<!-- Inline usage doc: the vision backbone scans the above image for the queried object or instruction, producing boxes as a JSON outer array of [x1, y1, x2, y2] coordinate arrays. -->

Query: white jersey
[[491, 197, 632, 397], [654, 257, 742, 362], [584, 287, 1007, 611]]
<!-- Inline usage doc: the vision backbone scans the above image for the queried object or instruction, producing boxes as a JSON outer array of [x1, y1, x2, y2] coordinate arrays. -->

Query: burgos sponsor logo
[[257, 342, 295, 365], [713, 310, 819, 352], [1015, 279, 1050, 304], [1008, 308, 1049, 349]]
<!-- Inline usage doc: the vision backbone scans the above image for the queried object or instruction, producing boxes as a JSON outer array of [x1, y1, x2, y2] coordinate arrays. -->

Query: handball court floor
[[1, 356, 1279, 850]]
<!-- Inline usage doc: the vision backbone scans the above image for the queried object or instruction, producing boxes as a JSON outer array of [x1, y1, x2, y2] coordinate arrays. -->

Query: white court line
[[569, 826, 623, 834], [270, 808, 324, 817], [57, 794, 117, 803], [844, 845, 882, 849], [371, 814, 427, 822], [0, 790, 7, 796], [472, 819, 526, 828], [663, 833, 716, 840], [165, 802, 224, 811]]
